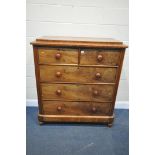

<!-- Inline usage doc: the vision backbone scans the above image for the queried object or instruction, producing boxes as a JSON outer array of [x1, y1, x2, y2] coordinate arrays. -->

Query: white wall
[[26, 0, 129, 103]]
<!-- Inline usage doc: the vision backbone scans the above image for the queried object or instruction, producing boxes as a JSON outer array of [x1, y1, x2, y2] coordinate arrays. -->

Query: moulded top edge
[[31, 36, 128, 49]]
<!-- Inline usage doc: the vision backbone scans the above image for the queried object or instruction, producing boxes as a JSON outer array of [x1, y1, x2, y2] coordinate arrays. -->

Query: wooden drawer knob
[[56, 89, 61, 95], [57, 106, 62, 111], [92, 107, 96, 112], [97, 55, 103, 62], [95, 72, 101, 79], [55, 53, 61, 59], [93, 90, 99, 96], [56, 71, 61, 77]]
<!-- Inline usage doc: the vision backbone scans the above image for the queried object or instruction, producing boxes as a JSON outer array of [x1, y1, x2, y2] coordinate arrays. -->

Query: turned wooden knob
[[92, 107, 96, 112], [56, 71, 61, 77], [97, 55, 103, 62], [57, 106, 62, 111], [56, 89, 61, 95], [95, 72, 101, 79], [55, 53, 61, 59], [93, 90, 99, 96]]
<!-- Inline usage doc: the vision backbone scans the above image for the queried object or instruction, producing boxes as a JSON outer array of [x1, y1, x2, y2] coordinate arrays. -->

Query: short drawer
[[80, 49, 120, 66], [41, 84, 114, 102], [42, 101, 111, 116], [40, 66, 117, 83], [38, 48, 78, 64]]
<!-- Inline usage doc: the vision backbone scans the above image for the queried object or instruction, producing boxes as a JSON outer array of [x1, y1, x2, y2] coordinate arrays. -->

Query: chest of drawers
[[31, 36, 128, 127]]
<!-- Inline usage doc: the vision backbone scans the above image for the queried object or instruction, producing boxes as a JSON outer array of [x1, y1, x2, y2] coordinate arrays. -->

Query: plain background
[[1, 0, 155, 155], [26, 0, 129, 104]]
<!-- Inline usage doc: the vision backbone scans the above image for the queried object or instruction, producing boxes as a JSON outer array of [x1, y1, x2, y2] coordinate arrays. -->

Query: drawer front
[[40, 66, 117, 83], [41, 84, 114, 102], [80, 49, 120, 66], [42, 101, 111, 116], [38, 48, 78, 64]]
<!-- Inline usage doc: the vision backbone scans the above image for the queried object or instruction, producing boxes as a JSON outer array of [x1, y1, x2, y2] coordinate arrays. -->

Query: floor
[[26, 107, 129, 155]]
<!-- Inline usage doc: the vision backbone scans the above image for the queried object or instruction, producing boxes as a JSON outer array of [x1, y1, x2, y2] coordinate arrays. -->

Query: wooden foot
[[107, 123, 113, 128], [38, 121, 44, 125]]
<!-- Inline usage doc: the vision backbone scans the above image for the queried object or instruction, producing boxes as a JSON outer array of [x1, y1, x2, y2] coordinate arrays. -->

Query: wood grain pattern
[[31, 36, 128, 49], [40, 65, 117, 83], [36, 36, 122, 44], [31, 36, 127, 125], [38, 48, 78, 64], [109, 50, 125, 115], [42, 101, 111, 116], [41, 84, 114, 102], [80, 49, 120, 66], [38, 114, 114, 124], [33, 46, 43, 114]]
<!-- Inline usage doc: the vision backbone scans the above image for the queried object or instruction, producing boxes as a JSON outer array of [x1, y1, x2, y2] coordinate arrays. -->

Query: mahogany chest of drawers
[[31, 36, 128, 127]]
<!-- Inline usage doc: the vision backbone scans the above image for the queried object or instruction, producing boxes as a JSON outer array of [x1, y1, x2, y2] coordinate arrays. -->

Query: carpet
[[26, 107, 129, 155]]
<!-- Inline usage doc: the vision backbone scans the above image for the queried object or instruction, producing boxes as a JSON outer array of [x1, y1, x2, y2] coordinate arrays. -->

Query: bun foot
[[107, 123, 113, 128], [38, 121, 44, 125]]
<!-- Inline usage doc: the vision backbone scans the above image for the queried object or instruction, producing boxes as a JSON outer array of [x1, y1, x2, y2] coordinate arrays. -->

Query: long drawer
[[40, 65, 117, 83], [41, 84, 115, 102], [42, 101, 111, 116]]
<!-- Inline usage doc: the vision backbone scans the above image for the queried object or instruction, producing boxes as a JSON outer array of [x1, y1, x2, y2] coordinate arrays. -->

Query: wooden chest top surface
[[31, 36, 128, 49]]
